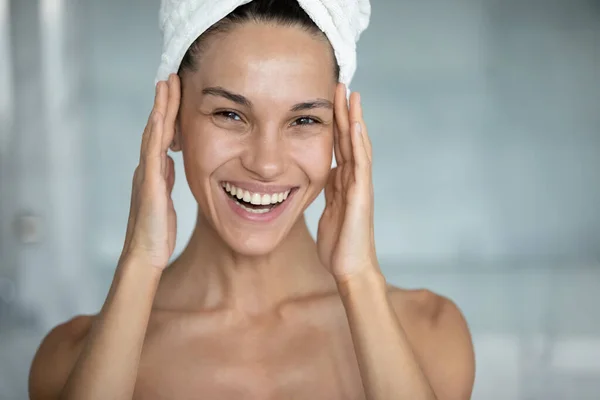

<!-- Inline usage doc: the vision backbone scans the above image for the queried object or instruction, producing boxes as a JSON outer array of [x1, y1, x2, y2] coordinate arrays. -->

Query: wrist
[[119, 246, 167, 270], [99, 254, 163, 319], [116, 254, 164, 286], [335, 267, 387, 299]]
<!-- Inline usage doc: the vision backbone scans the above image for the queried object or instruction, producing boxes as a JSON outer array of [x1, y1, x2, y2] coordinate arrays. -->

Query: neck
[[154, 208, 338, 317]]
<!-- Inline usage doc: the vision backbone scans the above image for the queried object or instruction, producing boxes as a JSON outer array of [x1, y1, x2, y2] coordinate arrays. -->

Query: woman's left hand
[[317, 83, 379, 282]]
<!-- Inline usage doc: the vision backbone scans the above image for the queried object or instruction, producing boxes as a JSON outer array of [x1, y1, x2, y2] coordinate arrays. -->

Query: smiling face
[[177, 22, 337, 255]]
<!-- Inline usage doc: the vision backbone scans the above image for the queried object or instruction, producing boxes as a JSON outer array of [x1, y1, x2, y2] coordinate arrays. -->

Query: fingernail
[[354, 121, 362, 134]]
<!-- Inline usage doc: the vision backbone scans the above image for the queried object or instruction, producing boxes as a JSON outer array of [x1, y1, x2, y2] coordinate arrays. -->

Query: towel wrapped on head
[[155, 0, 371, 92]]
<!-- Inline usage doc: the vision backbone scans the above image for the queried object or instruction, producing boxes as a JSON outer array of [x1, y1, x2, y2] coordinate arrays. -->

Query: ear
[[170, 120, 182, 152]]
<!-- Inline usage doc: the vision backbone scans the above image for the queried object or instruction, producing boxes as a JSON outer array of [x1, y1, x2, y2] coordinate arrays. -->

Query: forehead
[[193, 23, 337, 100]]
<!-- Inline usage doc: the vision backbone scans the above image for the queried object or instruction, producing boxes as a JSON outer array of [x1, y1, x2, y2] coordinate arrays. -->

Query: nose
[[240, 128, 288, 180]]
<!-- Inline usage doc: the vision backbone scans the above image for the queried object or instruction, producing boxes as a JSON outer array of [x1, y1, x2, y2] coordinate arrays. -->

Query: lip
[[220, 183, 297, 223]]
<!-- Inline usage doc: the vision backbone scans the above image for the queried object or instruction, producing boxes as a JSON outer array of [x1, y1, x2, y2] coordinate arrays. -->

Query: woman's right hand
[[120, 74, 181, 270]]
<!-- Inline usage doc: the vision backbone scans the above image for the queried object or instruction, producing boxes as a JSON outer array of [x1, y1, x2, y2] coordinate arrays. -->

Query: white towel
[[155, 0, 371, 91]]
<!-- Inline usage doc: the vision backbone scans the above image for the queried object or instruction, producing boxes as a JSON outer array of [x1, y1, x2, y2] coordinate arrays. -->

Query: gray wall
[[1, 0, 599, 399]]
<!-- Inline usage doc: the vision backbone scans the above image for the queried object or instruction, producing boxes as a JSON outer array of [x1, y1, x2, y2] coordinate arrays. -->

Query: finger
[[350, 115, 370, 171], [334, 83, 352, 163], [145, 108, 164, 175], [348, 92, 360, 128], [350, 96, 375, 241], [349, 92, 368, 168], [332, 85, 343, 164], [140, 83, 162, 162], [155, 78, 169, 138], [147, 81, 168, 160], [162, 74, 181, 152], [143, 82, 167, 157], [356, 94, 372, 163]]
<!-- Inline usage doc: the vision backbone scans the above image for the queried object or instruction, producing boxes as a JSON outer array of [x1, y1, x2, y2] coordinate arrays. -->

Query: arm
[[29, 261, 161, 400], [337, 270, 475, 400], [29, 75, 181, 400], [57, 259, 162, 400], [318, 84, 474, 400]]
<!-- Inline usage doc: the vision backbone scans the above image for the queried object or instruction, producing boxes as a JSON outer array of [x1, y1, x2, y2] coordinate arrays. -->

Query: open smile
[[220, 182, 297, 220]]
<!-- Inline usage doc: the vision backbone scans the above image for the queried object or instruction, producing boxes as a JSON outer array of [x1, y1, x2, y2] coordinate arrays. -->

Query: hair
[[178, 0, 340, 80]]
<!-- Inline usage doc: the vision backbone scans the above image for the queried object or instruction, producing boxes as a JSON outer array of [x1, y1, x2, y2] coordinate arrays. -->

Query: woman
[[29, 1, 475, 399]]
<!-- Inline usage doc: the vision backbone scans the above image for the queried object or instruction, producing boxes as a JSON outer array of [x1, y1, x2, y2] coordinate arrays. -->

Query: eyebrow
[[202, 86, 333, 112]]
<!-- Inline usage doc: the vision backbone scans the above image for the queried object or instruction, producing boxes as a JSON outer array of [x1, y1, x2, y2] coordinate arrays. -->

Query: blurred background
[[0, 0, 599, 398]]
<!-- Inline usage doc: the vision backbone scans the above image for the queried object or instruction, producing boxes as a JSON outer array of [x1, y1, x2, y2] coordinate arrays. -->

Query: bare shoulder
[[387, 285, 475, 400], [29, 314, 95, 400], [386, 285, 466, 329]]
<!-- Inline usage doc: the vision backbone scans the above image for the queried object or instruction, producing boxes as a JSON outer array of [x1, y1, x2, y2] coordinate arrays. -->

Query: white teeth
[[239, 203, 271, 214], [251, 193, 262, 205], [243, 190, 251, 202], [223, 182, 292, 206]]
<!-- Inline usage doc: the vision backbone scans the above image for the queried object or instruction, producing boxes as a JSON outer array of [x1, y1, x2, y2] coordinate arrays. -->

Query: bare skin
[[29, 23, 474, 400], [30, 284, 469, 400]]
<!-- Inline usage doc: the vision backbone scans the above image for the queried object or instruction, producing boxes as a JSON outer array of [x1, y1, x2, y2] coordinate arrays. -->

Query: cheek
[[292, 134, 333, 185], [181, 120, 241, 178]]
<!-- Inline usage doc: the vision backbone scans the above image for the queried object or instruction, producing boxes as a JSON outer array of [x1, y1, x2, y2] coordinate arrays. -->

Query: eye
[[292, 116, 321, 126], [214, 110, 242, 122]]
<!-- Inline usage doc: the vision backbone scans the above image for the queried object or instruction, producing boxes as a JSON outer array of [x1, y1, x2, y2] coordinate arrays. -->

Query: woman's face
[[177, 22, 337, 255]]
